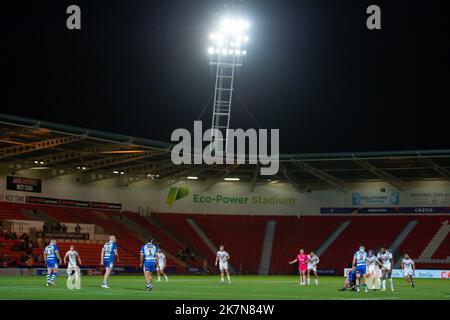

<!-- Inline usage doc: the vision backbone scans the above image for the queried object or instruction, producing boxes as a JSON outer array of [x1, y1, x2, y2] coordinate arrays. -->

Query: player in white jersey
[[401, 254, 415, 287], [306, 251, 320, 285], [215, 245, 231, 284], [366, 250, 381, 290], [377, 247, 394, 291], [64, 245, 82, 289], [156, 248, 168, 282]]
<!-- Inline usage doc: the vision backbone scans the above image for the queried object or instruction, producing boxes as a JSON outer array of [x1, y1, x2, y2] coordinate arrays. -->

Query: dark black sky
[[2, 0, 449, 154]]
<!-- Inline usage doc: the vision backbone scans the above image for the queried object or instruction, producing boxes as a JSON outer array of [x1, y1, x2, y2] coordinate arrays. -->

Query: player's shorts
[[307, 264, 317, 272], [46, 260, 58, 269], [355, 265, 366, 275], [298, 264, 307, 272], [157, 263, 165, 270], [144, 261, 156, 273], [67, 266, 81, 275], [219, 261, 229, 271], [103, 258, 114, 269], [403, 270, 413, 277], [367, 265, 376, 275], [381, 263, 391, 270]]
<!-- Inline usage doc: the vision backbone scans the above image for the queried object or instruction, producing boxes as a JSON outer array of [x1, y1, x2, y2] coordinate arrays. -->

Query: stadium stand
[[192, 215, 267, 274], [270, 216, 345, 274], [152, 213, 215, 264], [2, 200, 450, 273]]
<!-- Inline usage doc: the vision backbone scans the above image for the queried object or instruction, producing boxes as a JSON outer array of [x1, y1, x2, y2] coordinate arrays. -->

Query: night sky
[[2, 0, 449, 154]]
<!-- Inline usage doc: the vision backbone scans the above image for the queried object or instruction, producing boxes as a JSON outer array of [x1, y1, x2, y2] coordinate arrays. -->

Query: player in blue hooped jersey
[[100, 235, 119, 289], [352, 245, 368, 293], [338, 269, 356, 291], [44, 239, 62, 287], [139, 238, 158, 291]]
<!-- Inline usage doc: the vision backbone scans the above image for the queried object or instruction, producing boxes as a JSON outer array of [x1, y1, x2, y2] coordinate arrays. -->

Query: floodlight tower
[[207, 17, 250, 154]]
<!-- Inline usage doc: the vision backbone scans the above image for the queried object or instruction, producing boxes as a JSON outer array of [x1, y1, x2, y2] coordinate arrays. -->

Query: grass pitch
[[0, 275, 448, 300]]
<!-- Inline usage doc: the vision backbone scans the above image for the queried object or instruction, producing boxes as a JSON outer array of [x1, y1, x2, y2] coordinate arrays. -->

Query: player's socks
[[227, 275, 231, 283], [389, 279, 394, 291], [157, 276, 161, 282], [46, 274, 50, 284], [315, 279, 318, 285], [164, 275, 168, 282], [307, 277, 310, 285], [50, 272, 56, 285]]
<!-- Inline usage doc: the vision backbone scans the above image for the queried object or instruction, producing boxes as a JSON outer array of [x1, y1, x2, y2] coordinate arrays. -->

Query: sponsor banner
[[34, 267, 125, 276], [186, 267, 203, 274], [6, 176, 42, 193], [164, 185, 296, 209], [25, 196, 122, 210], [36, 232, 90, 240], [351, 191, 399, 206], [344, 268, 450, 279], [409, 192, 450, 205], [321, 207, 450, 214], [316, 269, 337, 276]]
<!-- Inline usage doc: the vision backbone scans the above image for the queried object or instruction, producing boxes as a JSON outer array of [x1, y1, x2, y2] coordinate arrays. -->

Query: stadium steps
[[152, 213, 216, 268], [187, 217, 239, 274], [257, 220, 276, 275], [315, 220, 350, 257], [417, 219, 450, 263], [396, 216, 447, 268], [122, 212, 199, 268], [112, 213, 189, 268], [141, 214, 210, 268], [390, 220, 418, 267], [21, 208, 57, 224]]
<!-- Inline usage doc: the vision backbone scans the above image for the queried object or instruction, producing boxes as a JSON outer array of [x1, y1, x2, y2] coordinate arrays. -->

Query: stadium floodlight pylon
[[207, 17, 250, 156]]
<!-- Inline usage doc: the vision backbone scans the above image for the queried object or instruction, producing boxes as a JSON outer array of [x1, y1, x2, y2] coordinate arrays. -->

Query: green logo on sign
[[166, 187, 190, 207]]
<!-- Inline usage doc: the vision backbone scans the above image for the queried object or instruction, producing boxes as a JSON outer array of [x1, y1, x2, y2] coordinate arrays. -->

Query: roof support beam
[[0, 136, 83, 160], [79, 159, 175, 184], [250, 164, 259, 193], [157, 165, 213, 189], [47, 150, 165, 179], [353, 158, 405, 191], [281, 164, 304, 193], [204, 164, 239, 192], [418, 156, 450, 180], [0, 144, 124, 174], [291, 161, 346, 191]]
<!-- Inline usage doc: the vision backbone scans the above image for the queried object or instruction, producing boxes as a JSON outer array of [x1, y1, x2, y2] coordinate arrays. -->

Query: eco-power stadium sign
[[166, 186, 295, 207]]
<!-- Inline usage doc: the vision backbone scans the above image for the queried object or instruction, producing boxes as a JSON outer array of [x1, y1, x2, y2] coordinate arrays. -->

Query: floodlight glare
[[242, 50, 247, 56], [208, 47, 214, 54], [243, 36, 249, 42]]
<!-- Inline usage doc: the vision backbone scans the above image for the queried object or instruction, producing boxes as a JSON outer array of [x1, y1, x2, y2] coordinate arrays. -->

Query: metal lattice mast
[[210, 54, 239, 154], [206, 17, 250, 155]]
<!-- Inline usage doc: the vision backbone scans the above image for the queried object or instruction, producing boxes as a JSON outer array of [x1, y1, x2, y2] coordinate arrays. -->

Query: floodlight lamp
[[208, 47, 214, 54], [242, 50, 247, 56]]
